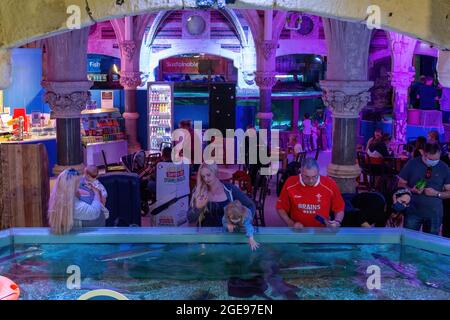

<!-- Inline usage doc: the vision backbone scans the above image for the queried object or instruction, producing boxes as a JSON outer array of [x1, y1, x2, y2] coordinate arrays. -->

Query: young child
[[287, 135, 303, 163], [302, 113, 312, 152], [82, 165, 109, 219], [223, 200, 259, 251]]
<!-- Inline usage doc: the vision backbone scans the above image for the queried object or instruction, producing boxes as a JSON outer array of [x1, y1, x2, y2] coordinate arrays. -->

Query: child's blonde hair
[[48, 169, 81, 235], [224, 200, 248, 225]]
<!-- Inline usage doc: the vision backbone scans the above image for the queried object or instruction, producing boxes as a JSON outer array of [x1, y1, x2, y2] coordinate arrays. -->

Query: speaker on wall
[[209, 83, 236, 135]]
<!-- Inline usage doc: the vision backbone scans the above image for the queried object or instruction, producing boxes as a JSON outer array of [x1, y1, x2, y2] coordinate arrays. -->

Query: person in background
[[367, 133, 393, 165], [277, 158, 345, 229], [48, 169, 105, 235], [302, 113, 312, 152], [398, 143, 450, 235], [440, 86, 450, 124], [147, 147, 173, 198], [286, 134, 303, 163], [418, 77, 439, 110], [386, 188, 412, 228], [427, 130, 448, 159], [82, 165, 109, 220], [410, 75, 426, 108], [188, 163, 255, 227], [412, 136, 427, 158], [366, 128, 383, 153], [324, 107, 333, 151]]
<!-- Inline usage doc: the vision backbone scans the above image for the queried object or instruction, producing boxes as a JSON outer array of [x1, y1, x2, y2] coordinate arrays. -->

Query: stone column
[[390, 71, 415, 147], [43, 29, 92, 175], [322, 18, 373, 193], [254, 70, 277, 130], [0, 49, 12, 89], [119, 70, 142, 152], [388, 33, 417, 148], [255, 40, 278, 130], [321, 80, 373, 193], [42, 81, 92, 175]]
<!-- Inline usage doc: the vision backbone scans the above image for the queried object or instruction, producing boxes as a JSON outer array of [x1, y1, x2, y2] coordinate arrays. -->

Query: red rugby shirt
[[276, 175, 345, 227]]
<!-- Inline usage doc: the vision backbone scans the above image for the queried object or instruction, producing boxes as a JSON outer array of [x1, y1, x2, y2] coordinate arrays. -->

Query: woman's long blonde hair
[[48, 169, 81, 235], [190, 163, 219, 208]]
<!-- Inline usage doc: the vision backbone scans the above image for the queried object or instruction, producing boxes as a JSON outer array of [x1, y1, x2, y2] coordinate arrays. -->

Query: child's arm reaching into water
[[243, 211, 259, 251]]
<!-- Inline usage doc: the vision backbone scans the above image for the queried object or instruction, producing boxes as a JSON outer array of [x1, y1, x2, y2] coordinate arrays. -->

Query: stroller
[[121, 150, 156, 216]]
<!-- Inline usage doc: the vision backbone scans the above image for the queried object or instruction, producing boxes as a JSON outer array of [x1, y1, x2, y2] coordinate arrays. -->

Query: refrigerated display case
[[81, 108, 128, 166], [148, 82, 174, 152]]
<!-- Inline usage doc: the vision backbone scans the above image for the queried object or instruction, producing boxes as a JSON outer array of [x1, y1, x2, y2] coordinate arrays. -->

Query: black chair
[[350, 192, 387, 227], [340, 193, 360, 227], [314, 148, 320, 161], [276, 160, 302, 196], [101, 150, 126, 173], [356, 151, 371, 191], [98, 173, 142, 227], [252, 172, 268, 227], [295, 151, 307, 163]]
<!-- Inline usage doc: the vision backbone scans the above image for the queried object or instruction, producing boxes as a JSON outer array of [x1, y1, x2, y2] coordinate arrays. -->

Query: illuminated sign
[[88, 74, 108, 82]]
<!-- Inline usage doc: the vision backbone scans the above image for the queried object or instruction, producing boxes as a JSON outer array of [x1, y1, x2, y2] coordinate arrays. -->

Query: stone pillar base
[[123, 112, 141, 152], [52, 163, 84, 176], [327, 163, 361, 194]]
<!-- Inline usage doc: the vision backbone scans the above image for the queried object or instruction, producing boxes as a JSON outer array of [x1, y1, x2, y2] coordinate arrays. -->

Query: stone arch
[[140, 45, 242, 86], [140, 8, 254, 89], [1, 1, 449, 50]]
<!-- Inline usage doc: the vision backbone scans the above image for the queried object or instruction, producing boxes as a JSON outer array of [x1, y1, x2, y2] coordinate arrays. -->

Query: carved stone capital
[[120, 40, 137, 61], [120, 71, 142, 89], [390, 71, 415, 90], [42, 81, 93, 119], [256, 40, 278, 60], [320, 80, 373, 119], [255, 71, 278, 90]]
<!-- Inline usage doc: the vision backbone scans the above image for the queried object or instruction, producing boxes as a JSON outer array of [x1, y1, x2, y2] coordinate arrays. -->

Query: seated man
[[277, 158, 345, 228], [147, 147, 173, 197]]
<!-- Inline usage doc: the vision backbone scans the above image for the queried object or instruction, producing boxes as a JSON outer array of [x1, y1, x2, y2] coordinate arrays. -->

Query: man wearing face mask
[[398, 143, 450, 235]]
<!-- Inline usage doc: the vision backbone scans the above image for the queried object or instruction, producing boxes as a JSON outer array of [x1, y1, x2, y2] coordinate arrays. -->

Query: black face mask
[[392, 202, 407, 212]]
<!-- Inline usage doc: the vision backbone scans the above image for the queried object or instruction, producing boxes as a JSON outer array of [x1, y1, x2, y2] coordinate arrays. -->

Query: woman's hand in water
[[195, 192, 208, 209], [248, 237, 260, 251], [227, 223, 235, 233]]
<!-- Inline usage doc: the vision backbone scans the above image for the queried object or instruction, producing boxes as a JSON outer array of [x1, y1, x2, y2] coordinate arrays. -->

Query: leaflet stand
[[149, 162, 190, 226]]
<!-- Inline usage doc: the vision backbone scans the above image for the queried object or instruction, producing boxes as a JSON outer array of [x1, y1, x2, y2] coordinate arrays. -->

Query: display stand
[[149, 162, 190, 227]]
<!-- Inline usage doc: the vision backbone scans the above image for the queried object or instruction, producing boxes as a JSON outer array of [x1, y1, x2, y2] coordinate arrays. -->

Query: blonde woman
[[48, 168, 105, 235], [188, 163, 255, 227]]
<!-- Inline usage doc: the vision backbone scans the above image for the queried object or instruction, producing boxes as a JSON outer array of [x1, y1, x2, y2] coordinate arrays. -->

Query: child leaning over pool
[[223, 200, 260, 251]]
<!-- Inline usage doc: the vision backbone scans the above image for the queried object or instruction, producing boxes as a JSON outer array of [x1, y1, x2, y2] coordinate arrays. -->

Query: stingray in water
[[96, 247, 161, 262], [227, 276, 273, 300], [189, 288, 217, 300]]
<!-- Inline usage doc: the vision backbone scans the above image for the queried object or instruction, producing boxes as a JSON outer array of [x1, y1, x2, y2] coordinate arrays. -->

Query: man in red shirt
[[277, 158, 345, 228]]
